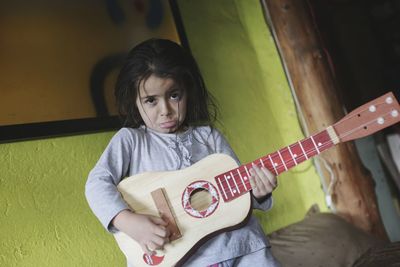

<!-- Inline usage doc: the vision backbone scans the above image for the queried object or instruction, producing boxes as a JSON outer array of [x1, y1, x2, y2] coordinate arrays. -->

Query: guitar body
[[114, 153, 252, 267]]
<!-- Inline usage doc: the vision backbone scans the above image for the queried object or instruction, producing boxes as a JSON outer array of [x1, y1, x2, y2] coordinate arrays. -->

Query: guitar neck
[[215, 92, 400, 203], [215, 127, 339, 202]]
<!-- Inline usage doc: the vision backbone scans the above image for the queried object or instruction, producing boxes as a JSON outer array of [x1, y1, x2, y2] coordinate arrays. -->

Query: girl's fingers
[[250, 164, 267, 194], [248, 171, 256, 190], [153, 225, 169, 238], [250, 164, 278, 198], [253, 164, 267, 188], [141, 243, 153, 255], [141, 232, 169, 255], [150, 216, 168, 226], [147, 241, 158, 252], [260, 167, 277, 188], [151, 235, 167, 248], [150, 216, 170, 240]]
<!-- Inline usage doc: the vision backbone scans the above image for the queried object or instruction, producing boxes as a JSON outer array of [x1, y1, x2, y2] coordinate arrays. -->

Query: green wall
[[0, 133, 125, 266], [0, 0, 327, 266], [178, 0, 327, 231]]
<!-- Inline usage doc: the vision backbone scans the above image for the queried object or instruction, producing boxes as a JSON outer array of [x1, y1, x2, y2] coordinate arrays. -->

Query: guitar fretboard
[[214, 128, 335, 202]]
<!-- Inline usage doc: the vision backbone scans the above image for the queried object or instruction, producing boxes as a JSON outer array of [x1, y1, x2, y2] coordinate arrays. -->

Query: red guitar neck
[[214, 128, 337, 202], [215, 92, 400, 203]]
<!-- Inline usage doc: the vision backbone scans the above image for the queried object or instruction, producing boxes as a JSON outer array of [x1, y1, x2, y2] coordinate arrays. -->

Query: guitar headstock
[[333, 92, 400, 142]]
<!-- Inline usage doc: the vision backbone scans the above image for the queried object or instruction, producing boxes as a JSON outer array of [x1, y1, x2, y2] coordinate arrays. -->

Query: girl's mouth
[[160, 121, 177, 129]]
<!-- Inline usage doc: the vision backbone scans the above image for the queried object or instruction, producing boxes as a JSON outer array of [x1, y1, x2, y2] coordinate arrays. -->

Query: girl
[[85, 38, 281, 267]]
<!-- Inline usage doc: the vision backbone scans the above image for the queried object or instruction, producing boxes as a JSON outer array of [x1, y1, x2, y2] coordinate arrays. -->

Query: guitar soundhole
[[190, 188, 212, 212], [181, 180, 220, 218]]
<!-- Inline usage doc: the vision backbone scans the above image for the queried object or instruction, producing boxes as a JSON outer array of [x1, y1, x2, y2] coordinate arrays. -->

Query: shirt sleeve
[[252, 194, 273, 211], [211, 128, 240, 164], [85, 128, 133, 232], [211, 128, 274, 212]]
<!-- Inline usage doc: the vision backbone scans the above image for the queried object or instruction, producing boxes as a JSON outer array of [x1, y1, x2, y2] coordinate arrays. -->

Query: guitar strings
[[178, 107, 396, 208], [183, 108, 397, 212], [193, 109, 395, 208], [215, 141, 334, 195], [215, 109, 396, 195], [135, 100, 397, 216]]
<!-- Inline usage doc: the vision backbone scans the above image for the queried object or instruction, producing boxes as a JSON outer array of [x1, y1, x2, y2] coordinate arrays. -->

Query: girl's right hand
[[112, 209, 170, 255]]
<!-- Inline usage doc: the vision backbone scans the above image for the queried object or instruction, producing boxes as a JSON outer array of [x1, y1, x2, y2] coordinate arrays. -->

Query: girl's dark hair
[[115, 38, 218, 128]]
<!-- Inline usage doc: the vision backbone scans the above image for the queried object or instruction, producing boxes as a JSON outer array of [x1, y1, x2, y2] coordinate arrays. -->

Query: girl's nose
[[160, 99, 172, 116]]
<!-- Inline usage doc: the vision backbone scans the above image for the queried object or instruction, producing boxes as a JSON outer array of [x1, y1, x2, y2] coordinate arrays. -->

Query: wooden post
[[261, 0, 388, 240]]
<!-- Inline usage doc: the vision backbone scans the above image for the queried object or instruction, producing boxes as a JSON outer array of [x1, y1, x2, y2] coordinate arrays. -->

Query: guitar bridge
[[151, 188, 182, 241]]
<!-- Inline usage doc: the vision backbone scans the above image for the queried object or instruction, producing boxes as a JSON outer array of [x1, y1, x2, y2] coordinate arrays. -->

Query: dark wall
[[310, 0, 400, 111]]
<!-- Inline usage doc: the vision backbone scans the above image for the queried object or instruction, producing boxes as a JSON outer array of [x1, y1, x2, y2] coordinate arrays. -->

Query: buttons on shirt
[[167, 135, 193, 169]]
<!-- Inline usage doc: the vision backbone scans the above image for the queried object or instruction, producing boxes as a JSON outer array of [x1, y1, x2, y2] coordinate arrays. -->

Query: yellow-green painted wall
[[0, 133, 126, 266], [178, 0, 327, 232], [0, 1, 327, 266]]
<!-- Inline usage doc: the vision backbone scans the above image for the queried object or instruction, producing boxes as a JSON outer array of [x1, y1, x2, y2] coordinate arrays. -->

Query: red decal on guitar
[[143, 253, 165, 266]]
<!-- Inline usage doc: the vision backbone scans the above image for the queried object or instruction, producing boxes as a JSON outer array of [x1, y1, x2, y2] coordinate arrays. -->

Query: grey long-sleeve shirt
[[85, 126, 273, 266]]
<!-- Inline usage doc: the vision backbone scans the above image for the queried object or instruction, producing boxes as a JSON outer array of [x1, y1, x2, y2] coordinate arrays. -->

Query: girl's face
[[136, 74, 187, 133]]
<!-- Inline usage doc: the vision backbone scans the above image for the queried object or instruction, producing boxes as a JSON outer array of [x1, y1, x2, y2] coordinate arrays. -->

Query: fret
[[272, 152, 285, 173], [288, 145, 298, 165], [279, 147, 297, 169], [242, 166, 251, 188], [313, 130, 334, 153], [298, 140, 308, 159], [224, 174, 234, 197], [244, 165, 251, 179], [241, 167, 249, 182], [216, 176, 228, 200], [268, 154, 278, 175], [310, 135, 321, 154], [259, 158, 265, 167], [237, 168, 248, 191], [277, 150, 288, 171], [241, 170, 251, 192], [262, 156, 277, 175], [230, 171, 240, 194], [301, 138, 319, 158], [290, 142, 306, 163]]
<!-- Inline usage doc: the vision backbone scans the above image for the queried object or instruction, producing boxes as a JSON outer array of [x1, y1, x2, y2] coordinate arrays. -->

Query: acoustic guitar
[[114, 92, 400, 266]]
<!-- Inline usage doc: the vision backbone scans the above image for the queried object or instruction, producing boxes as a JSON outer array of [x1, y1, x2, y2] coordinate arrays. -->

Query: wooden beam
[[261, 0, 388, 240]]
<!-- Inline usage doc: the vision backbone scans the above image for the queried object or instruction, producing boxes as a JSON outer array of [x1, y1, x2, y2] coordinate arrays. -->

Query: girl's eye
[[144, 97, 156, 104], [170, 92, 181, 100]]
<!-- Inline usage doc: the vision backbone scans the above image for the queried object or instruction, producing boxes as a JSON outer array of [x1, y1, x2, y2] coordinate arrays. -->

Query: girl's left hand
[[249, 163, 278, 200]]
